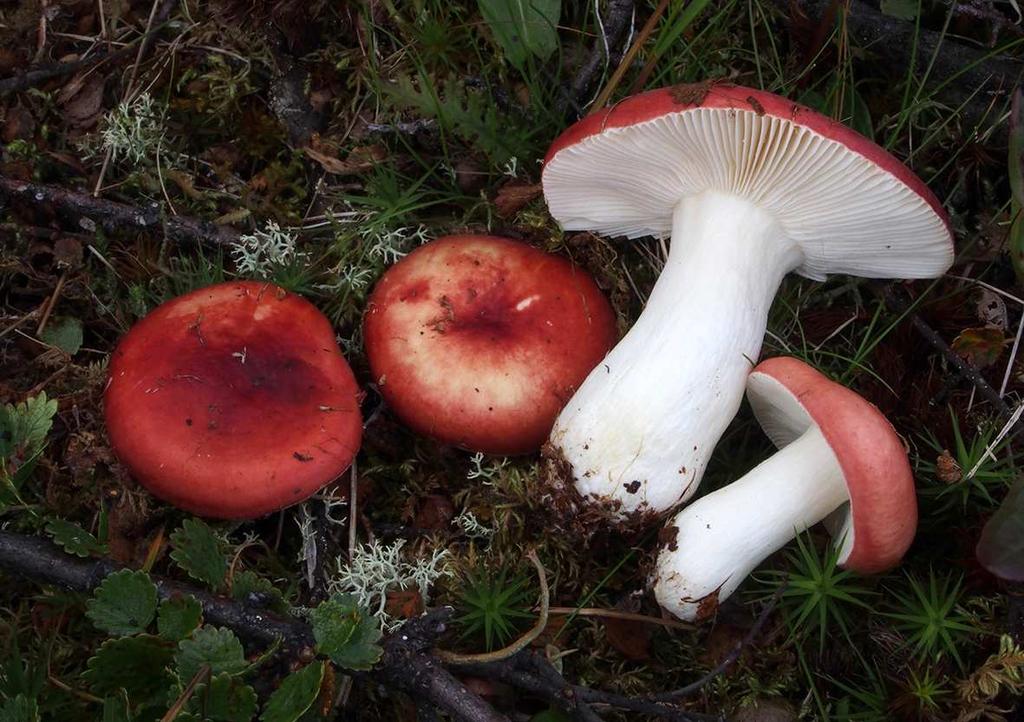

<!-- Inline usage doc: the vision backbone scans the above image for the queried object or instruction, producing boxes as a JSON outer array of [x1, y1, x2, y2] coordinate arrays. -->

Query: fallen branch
[[564, 0, 636, 114], [0, 530, 725, 721], [0, 176, 239, 247]]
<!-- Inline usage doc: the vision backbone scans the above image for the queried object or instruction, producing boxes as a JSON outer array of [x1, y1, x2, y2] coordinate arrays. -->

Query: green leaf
[[260, 661, 324, 722], [45, 517, 107, 557], [477, 0, 560, 69], [170, 519, 228, 590], [175, 627, 247, 683], [188, 673, 257, 722], [0, 695, 39, 722], [39, 317, 83, 355], [86, 569, 158, 636], [310, 595, 383, 671], [0, 392, 57, 460], [879, 0, 919, 20], [84, 635, 175, 701], [977, 479, 1024, 582], [157, 596, 203, 641]]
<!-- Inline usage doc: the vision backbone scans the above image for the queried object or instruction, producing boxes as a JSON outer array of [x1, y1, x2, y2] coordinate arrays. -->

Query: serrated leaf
[[170, 519, 227, 590], [310, 595, 383, 671], [259, 661, 324, 722], [478, 0, 560, 69], [977, 479, 1024, 582], [86, 569, 158, 636], [951, 326, 1007, 369], [188, 673, 257, 722], [175, 627, 247, 683], [84, 635, 175, 701], [157, 596, 203, 641], [0, 695, 38, 722], [39, 316, 83, 355], [45, 518, 107, 557], [0, 392, 57, 460]]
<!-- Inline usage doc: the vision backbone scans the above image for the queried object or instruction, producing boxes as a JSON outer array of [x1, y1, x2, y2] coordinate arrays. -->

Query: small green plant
[[919, 409, 1015, 516], [456, 566, 534, 651], [755, 532, 876, 653], [891, 667, 949, 719], [884, 570, 977, 670], [0, 391, 57, 504]]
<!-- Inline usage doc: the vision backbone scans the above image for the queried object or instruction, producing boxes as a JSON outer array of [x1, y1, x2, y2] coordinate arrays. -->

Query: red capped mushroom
[[104, 281, 362, 519], [652, 356, 916, 622], [363, 234, 616, 455], [542, 82, 953, 523]]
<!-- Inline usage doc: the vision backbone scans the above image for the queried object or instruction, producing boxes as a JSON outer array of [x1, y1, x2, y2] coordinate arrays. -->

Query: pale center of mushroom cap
[[551, 190, 802, 515], [544, 106, 952, 280], [652, 422, 848, 622]]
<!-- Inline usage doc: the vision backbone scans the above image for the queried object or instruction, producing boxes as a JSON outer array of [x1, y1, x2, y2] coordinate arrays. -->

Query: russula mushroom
[[363, 234, 616, 455], [652, 356, 916, 622], [104, 281, 362, 519], [542, 82, 953, 523]]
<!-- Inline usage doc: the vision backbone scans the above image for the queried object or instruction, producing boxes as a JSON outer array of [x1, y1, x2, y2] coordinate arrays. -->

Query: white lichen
[[451, 510, 494, 541], [329, 539, 450, 630], [231, 221, 309, 278], [362, 225, 429, 265], [95, 92, 167, 165], [466, 452, 509, 484]]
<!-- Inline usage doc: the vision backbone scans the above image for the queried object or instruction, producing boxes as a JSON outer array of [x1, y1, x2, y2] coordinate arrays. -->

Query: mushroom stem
[[652, 423, 848, 621], [549, 189, 803, 517]]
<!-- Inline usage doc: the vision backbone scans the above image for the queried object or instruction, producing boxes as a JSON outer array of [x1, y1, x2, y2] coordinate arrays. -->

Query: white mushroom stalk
[[541, 84, 953, 524], [651, 424, 846, 622], [651, 356, 916, 623], [550, 191, 804, 515]]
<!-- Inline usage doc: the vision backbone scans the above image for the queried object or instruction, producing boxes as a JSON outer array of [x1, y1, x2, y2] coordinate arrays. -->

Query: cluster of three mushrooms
[[539, 83, 954, 619]]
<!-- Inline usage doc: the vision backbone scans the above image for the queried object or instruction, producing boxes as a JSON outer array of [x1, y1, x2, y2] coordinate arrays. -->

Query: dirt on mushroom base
[[538, 441, 664, 539]]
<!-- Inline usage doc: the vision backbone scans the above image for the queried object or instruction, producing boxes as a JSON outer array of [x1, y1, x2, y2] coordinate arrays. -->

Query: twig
[[0, 47, 132, 97], [545, 606, 693, 631], [564, 0, 636, 114], [881, 285, 1014, 420], [35, 270, 67, 337], [160, 665, 211, 722], [435, 550, 549, 665], [0, 175, 238, 247], [646, 584, 785, 702], [591, 0, 670, 110]]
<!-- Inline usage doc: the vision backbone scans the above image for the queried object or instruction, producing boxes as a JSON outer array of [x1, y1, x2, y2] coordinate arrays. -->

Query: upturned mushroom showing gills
[[104, 281, 363, 519], [541, 82, 953, 524], [363, 234, 616, 455], [652, 356, 916, 622]]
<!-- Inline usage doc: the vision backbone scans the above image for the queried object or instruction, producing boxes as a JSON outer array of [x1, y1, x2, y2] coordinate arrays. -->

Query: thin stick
[[545, 606, 693, 631], [646, 584, 785, 702], [591, 0, 671, 110], [160, 665, 210, 722], [35, 271, 68, 336]]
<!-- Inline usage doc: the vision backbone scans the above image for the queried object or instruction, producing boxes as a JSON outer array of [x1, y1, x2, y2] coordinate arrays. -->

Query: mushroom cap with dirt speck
[[104, 281, 362, 519], [363, 234, 617, 455], [747, 357, 917, 572]]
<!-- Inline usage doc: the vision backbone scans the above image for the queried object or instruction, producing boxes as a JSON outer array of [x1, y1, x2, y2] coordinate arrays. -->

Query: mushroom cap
[[746, 357, 916, 573], [543, 82, 953, 281], [105, 281, 362, 519], [363, 234, 617, 455]]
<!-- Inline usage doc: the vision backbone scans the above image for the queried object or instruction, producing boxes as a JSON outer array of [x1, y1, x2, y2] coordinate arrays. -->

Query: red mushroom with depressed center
[[652, 356, 916, 622], [541, 82, 953, 524], [363, 234, 617, 455], [104, 281, 362, 519]]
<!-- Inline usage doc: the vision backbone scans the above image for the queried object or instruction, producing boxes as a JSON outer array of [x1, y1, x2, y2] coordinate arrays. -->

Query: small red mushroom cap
[[746, 357, 916, 573], [104, 281, 362, 519], [363, 235, 617, 455]]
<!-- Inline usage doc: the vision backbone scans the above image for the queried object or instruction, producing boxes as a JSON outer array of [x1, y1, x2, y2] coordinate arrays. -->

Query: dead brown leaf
[[493, 181, 542, 218], [604, 614, 652, 661], [304, 144, 386, 176], [3, 104, 36, 143], [61, 74, 105, 129], [951, 326, 1008, 369]]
